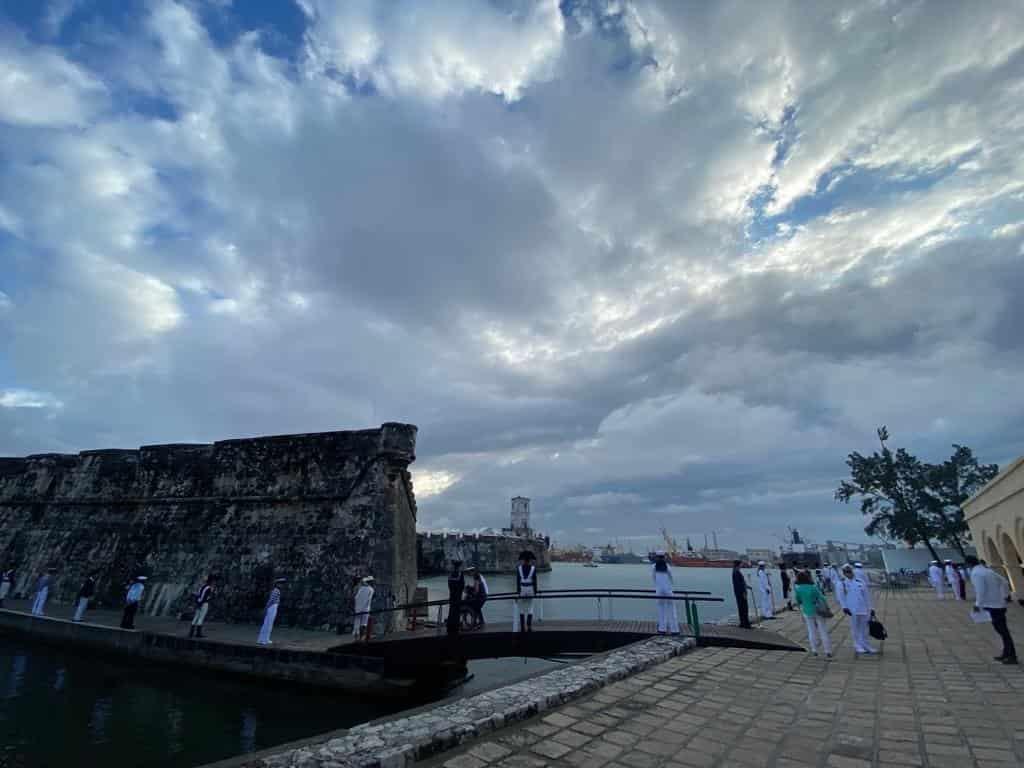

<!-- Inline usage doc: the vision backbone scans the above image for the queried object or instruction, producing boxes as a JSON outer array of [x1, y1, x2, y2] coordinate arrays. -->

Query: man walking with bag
[[967, 556, 1017, 665]]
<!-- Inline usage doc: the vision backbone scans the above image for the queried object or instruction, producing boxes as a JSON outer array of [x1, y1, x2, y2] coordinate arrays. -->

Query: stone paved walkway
[[422, 588, 1024, 768]]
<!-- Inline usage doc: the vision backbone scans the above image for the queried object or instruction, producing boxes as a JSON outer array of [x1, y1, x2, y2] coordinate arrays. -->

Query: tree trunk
[[918, 531, 941, 561], [951, 535, 967, 560]]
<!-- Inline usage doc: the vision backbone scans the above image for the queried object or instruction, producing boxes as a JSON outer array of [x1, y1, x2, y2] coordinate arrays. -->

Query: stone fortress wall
[[0, 423, 418, 630]]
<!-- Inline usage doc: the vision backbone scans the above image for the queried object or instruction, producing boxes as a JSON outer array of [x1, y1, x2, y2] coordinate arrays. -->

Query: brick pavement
[[424, 588, 1024, 768]]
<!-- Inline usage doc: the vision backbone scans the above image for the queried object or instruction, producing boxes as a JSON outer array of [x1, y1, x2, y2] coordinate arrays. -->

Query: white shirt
[[757, 569, 771, 593], [928, 565, 942, 585], [837, 576, 871, 614], [971, 565, 1009, 610], [354, 585, 374, 614], [652, 563, 674, 594], [944, 564, 955, 582], [854, 567, 867, 585]]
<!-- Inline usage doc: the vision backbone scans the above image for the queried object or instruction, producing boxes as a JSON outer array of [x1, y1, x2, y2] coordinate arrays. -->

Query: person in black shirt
[[73, 571, 98, 622], [446, 560, 465, 635], [779, 565, 793, 611], [732, 561, 751, 629]]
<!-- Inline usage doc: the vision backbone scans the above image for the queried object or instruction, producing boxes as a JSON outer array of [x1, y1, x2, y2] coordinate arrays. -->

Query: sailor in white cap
[[257, 578, 286, 645], [120, 575, 147, 629], [837, 564, 875, 654], [943, 560, 961, 600], [756, 561, 775, 619], [189, 575, 216, 638], [651, 551, 680, 634], [853, 562, 867, 586], [353, 576, 375, 642], [928, 560, 945, 599]]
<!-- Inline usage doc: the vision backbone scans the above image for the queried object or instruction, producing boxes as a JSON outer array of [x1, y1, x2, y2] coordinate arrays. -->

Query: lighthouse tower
[[510, 496, 531, 536]]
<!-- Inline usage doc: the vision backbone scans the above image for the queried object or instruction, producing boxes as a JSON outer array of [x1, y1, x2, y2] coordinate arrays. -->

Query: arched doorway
[[999, 532, 1022, 595]]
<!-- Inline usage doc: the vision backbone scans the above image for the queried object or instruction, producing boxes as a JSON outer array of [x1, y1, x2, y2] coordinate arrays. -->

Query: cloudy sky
[[2, 1, 1023, 551]]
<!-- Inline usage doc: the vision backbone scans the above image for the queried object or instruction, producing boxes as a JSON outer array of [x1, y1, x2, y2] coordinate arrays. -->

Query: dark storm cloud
[[2, 0, 1024, 550]]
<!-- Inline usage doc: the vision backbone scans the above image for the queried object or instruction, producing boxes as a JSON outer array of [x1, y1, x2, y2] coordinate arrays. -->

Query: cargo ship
[[648, 527, 739, 568]]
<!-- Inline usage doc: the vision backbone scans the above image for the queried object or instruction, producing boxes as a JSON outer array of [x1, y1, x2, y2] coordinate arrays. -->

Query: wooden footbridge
[[333, 589, 802, 686]]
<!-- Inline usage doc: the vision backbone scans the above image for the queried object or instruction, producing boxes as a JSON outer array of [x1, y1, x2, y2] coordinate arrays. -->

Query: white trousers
[[803, 614, 832, 654], [759, 588, 774, 618], [31, 587, 48, 616], [849, 613, 874, 652], [948, 580, 962, 600], [73, 597, 89, 621], [932, 581, 945, 599], [257, 604, 278, 644], [191, 602, 209, 627], [656, 596, 680, 634], [352, 612, 369, 638], [513, 587, 535, 631]]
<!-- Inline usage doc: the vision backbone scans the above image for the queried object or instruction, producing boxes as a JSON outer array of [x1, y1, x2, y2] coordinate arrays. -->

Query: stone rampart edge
[[239, 635, 695, 768]]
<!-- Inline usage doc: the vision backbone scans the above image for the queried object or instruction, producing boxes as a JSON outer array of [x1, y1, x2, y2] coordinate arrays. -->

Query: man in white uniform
[[353, 576, 374, 642], [853, 562, 868, 587], [257, 578, 285, 645], [944, 560, 961, 600], [837, 564, 876, 654], [928, 561, 945, 599], [756, 561, 774, 619], [967, 555, 1017, 664], [31, 569, 54, 616]]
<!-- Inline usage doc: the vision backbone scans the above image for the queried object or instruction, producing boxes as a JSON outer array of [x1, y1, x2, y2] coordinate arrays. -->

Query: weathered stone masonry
[[0, 423, 418, 630]]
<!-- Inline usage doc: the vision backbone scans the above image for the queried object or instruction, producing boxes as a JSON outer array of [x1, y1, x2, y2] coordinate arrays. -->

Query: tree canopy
[[834, 427, 998, 559]]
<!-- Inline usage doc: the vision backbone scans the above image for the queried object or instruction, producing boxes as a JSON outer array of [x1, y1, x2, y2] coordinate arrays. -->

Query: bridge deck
[[333, 619, 801, 660]]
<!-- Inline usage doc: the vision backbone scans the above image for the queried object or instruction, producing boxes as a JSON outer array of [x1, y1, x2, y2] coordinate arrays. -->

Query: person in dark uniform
[[732, 560, 751, 629], [464, 566, 488, 628], [779, 564, 793, 611], [446, 560, 464, 635], [73, 570, 98, 622], [189, 575, 215, 638]]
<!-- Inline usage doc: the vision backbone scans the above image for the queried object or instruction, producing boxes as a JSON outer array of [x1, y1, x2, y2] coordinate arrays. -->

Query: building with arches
[[963, 456, 1024, 599]]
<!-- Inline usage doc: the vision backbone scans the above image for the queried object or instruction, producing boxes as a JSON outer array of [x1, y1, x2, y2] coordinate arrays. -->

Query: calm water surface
[[421, 562, 781, 624]]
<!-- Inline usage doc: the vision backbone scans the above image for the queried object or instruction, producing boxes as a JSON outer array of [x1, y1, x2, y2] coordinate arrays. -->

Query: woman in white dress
[[652, 551, 680, 634]]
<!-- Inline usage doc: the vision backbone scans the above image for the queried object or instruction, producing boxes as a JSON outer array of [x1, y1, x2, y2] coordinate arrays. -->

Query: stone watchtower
[[510, 496, 531, 537]]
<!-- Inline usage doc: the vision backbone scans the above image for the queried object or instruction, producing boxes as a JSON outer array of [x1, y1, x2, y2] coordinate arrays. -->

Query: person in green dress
[[794, 570, 832, 658]]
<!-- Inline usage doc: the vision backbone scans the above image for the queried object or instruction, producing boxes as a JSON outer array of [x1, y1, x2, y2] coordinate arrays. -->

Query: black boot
[[188, 625, 195, 638], [526, 615, 533, 633], [519, 615, 526, 633], [196, 627, 204, 638]]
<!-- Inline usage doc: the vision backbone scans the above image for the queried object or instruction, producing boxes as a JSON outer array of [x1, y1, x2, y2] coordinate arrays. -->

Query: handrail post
[[692, 603, 700, 640]]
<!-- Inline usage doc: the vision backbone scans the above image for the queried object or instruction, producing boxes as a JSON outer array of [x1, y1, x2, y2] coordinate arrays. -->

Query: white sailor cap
[[931, 560, 939, 564], [274, 578, 287, 584], [654, 550, 666, 556], [361, 576, 375, 584], [757, 560, 766, 566], [944, 559, 952, 563], [135, 575, 148, 581], [853, 562, 863, 567]]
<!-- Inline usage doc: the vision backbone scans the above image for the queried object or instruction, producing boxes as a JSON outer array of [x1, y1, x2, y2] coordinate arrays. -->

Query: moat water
[[0, 564, 774, 767]]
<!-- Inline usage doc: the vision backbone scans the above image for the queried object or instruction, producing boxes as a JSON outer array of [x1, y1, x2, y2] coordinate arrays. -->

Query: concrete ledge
[[0, 609, 405, 694], [231, 635, 695, 768]]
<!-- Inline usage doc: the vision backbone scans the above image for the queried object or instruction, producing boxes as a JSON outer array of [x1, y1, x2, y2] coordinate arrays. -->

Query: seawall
[[0, 423, 418, 630]]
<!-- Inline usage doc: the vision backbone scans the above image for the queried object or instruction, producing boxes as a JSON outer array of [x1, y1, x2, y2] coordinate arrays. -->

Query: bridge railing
[[349, 589, 724, 641]]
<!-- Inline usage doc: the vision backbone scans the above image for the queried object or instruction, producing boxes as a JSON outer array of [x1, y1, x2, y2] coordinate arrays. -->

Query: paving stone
[[444, 755, 487, 768], [468, 743, 513, 762], [531, 740, 573, 760]]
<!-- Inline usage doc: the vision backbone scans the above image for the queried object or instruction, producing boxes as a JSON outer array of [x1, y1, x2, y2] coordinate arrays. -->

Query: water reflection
[[0, 637, 405, 768]]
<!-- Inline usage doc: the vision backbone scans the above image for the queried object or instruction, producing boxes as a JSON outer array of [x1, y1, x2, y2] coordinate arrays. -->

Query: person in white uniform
[[756, 561, 775, 619], [837, 564, 876, 654], [352, 576, 375, 642], [0, 566, 14, 607], [853, 562, 867, 586], [257, 578, 285, 645], [31, 568, 55, 616], [651, 551, 680, 634], [943, 560, 961, 600], [928, 561, 945, 599]]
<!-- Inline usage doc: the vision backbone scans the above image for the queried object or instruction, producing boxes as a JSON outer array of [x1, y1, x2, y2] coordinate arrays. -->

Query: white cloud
[[0, 38, 105, 126], [0, 389, 63, 409]]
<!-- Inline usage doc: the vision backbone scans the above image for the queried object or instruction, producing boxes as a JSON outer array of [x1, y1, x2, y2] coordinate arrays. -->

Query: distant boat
[[582, 561, 599, 568]]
